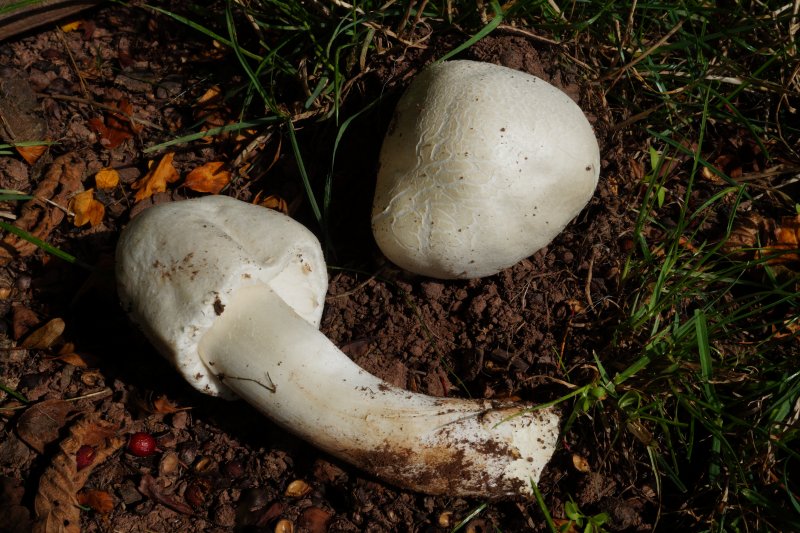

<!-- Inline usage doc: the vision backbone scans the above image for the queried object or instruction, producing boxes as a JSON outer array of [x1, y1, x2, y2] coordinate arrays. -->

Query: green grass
[[136, 0, 799, 530]]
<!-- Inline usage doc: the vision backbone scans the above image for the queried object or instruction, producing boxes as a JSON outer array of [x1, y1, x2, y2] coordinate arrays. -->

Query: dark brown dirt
[[0, 4, 651, 533]]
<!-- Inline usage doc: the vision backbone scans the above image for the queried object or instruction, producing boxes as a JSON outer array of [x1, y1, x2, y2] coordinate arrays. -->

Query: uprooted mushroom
[[372, 60, 601, 279], [116, 195, 560, 499]]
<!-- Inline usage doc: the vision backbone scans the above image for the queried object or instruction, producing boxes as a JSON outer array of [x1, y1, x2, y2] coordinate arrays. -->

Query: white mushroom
[[372, 60, 601, 279], [116, 195, 560, 498]]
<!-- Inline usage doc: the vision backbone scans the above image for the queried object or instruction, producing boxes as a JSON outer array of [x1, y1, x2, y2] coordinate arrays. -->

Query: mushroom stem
[[199, 282, 559, 498]]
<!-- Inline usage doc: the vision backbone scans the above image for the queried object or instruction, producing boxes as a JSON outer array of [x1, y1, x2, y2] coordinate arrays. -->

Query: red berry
[[127, 432, 157, 457], [76, 445, 96, 470]]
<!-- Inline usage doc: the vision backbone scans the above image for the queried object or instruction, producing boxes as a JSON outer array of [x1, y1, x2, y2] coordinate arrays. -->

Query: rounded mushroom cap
[[372, 60, 601, 279], [116, 196, 328, 398]]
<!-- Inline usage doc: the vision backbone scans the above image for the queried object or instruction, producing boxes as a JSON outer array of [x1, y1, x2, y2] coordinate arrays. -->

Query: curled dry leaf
[[137, 474, 194, 515], [184, 161, 231, 194], [21, 317, 65, 349], [131, 153, 180, 202], [33, 416, 123, 533], [16, 399, 75, 453], [0, 153, 84, 265], [70, 189, 105, 227], [94, 168, 120, 190]]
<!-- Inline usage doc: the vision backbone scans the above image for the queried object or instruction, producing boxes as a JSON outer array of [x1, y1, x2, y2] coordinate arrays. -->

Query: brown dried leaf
[[77, 489, 115, 514], [131, 153, 180, 202], [151, 395, 189, 414], [52, 352, 89, 368], [16, 399, 74, 453], [33, 416, 123, 533], [88, 99, 139, 149], [94, 168, 119, 190], [15, 144, 49, 166], [184, 161, 231, 194], [138, 474, 194, 515], [70, 189, 105, 227], [21, 317, 65, 349], [0, 153, 84, 265]]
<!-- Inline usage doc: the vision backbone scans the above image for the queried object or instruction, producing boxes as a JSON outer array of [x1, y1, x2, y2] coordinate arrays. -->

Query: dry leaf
[[77, 489, 115, 514], [21, 317, 65, 349], [52, 352, 90, 368], [152, 395, 189, 414], [59, 21, 82, 32], [70, 189, 105, 227], [88, 99, 140, 149], [15, 144, 49, 165], [0, 153, 84, 265], [766, 215, 800, 264], [184, 161, 231, 194], [572, 454, 591, 473], [258, 194, 289, 215], [33, 416, 123, 533], [138, 474, 194, 515], [131, 153, 179, 202], [197, 86, 222, 105], [16, 399, 75, 453], [95, 168, 120, 189]]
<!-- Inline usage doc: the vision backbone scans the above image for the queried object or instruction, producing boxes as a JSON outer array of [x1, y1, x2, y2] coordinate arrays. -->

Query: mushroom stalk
[[116, 196, 560, 499], [199, 283, 559, 497]]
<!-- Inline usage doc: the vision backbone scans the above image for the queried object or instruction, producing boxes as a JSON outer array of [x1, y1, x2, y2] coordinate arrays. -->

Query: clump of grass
[[512, 1, 800, 529]]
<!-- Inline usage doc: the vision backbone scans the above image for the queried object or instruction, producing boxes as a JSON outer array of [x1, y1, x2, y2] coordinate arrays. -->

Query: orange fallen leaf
[[184, 161, 231, 194], [70, 189, 105, 227], [132, 153, 180, 202], [197, 85, 222, 105], [77, 489, 115, 514], [767, 215, 800, 264], [257, 194, 289, 215], [16, 144, 49, 165], [95, 168, 120, 189], [60, 21, 82, 32]]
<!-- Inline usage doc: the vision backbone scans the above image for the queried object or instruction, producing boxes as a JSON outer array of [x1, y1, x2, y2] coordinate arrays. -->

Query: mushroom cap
[[116, 195, 328, 398], [372, 60, 601, 279]]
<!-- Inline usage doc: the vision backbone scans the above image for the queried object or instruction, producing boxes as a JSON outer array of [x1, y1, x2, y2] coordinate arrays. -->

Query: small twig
[[42, 93, 165, 132], [56, 27, 90, 99]]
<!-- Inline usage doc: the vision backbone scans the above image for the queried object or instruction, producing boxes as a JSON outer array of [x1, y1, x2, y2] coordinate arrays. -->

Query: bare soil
[[0, 4, 657, 532]]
